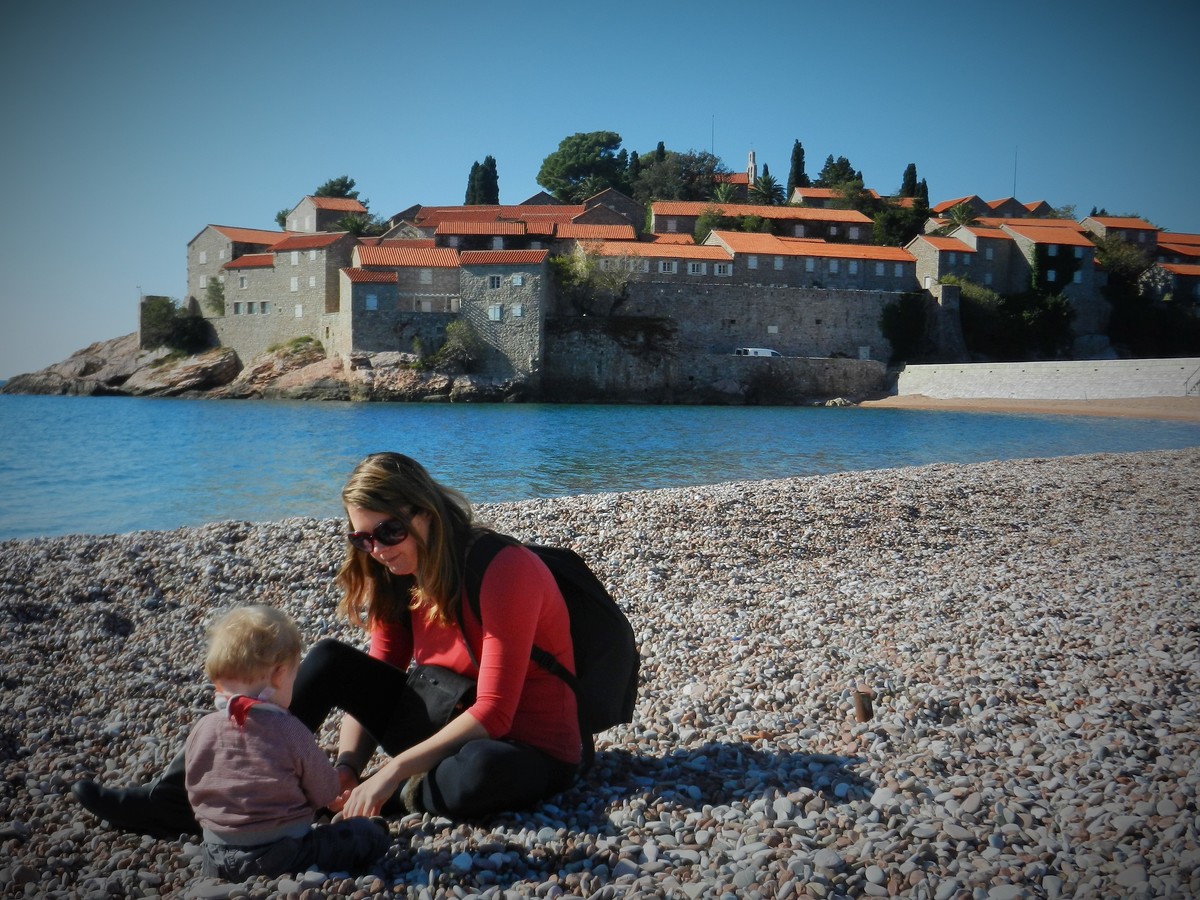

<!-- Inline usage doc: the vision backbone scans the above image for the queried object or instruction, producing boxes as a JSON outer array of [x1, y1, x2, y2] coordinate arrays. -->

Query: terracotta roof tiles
[[459, 250, 549, 266], [208, 225, 290, 246], [343, 268, 398, 283], [1090, 216, 1156, 230], [555, 224, 637, 240], [1001, 223, 1095, 247], [356, 246, 460, 267], [272, 232, 350, 251], [306, 196, 367, 213], [652, 201, 871, 223], [710, 231, 914, 261], [223, 253, 274, 270]]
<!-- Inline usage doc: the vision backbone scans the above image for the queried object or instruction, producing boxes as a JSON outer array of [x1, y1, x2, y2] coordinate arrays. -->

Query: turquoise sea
[[1, 393, 1198, 541]]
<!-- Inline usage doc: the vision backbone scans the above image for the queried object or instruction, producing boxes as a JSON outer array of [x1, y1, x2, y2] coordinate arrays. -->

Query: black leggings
[[288, 639, 577, 819]]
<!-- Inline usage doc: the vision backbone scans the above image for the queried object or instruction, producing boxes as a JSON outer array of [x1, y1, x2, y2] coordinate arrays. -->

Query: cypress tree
[[786, 139, 810, 199], [900, 163, 918, 198], [465, 161, 480, 204], [479, 155, 500, 204]]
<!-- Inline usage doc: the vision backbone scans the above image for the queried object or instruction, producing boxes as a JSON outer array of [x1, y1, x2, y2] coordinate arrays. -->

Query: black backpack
[[462, 531, 639, 768]]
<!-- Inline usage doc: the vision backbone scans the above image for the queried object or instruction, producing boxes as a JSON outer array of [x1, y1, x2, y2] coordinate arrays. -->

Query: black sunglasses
[[347, 518, 410, 554]]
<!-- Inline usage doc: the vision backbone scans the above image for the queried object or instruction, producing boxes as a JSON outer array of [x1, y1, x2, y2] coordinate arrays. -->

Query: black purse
[[406, 664, 477, 730]]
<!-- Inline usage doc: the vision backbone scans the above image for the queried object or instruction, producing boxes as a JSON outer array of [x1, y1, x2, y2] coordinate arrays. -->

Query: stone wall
[[618, 281, 902, 361], [897, 357, 1200, 399], [542, 316, 887, 404]]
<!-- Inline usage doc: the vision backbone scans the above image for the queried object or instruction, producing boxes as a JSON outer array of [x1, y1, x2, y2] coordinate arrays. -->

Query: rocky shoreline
[[2, 448, 1198, 898]]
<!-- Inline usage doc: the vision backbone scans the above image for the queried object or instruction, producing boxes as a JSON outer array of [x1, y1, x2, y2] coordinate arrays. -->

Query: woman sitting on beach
[[73, 452, 581, 837]]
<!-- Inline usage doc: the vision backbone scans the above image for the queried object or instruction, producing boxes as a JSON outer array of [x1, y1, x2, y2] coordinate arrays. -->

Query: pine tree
[[465, 161, 480, 204], [786, 140, 810, 200]]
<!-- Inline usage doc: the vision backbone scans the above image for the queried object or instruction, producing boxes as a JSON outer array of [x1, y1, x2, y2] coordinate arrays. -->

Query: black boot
[[71, 777, 199, 839]]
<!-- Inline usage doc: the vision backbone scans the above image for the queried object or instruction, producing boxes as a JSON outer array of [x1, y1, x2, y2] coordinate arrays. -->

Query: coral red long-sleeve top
[[369, 543, 580, 765]]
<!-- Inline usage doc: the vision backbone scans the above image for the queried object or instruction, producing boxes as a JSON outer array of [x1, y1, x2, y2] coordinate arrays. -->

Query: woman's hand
[[339, 768, 402, 819]]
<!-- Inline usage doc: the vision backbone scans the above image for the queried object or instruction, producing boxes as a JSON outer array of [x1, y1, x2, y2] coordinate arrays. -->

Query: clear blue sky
[[2, 1, 1197, 379]]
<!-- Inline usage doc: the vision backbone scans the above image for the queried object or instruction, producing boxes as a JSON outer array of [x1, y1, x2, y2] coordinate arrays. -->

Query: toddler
[[185, 605, 390, 881]]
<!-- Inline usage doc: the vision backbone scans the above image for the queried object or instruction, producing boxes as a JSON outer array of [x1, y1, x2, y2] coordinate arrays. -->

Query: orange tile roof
[[585, 240, 731, 261], [307, 196, 368, 213], [1090, 216, 1156, 230], [931, 196, 978, 214], [710, 230, 914, 261], [1160, 231, 1200, 246], [793, 187, 882, 201], [652, 201, 871, 223], [976, 217, 1083, 230], [642, 233, 696, 244], [223, 253, 274, 270], [357, 246, 460, 267], [555, 224, 637, 240], [715, 172, 750, 185], [961, 226, 1012, 240], [1160, 263, 1200, 277], [436, 221, 528, 236], [459, 250, 549, 266], [378, 238, 437, 248], [272, 232, 349, 251], [411, 204, 585, 227], [918, 236, 976, 253], [1001, 223, 1095, 247], [343, 268, 398, 283], [1158, 241, 1200, 259], [207, 225, 289, 246]]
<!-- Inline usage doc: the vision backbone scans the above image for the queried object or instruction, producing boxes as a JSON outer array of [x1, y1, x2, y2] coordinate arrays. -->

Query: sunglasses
[[347, 518, 410, 554]]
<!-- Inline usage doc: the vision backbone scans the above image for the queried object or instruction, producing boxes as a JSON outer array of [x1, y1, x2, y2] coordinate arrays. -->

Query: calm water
[[1, 394, 1198, 540]]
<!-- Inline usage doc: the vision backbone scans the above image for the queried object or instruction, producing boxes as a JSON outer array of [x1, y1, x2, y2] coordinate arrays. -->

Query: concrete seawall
[[897, 358, 1200, 400]]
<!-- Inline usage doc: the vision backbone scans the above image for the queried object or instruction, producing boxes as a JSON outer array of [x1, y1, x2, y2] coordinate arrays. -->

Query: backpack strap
[[461, 531, 594, 767]]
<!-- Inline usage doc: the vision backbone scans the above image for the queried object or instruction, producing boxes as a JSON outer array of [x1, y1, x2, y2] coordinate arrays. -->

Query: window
[[962, 254, 971, 266], [419, 299, 432, 313], [219, 249, 225, 261], [1073, 270, 1082, 283], [488, 275, 502, 289], [291, 251, 299, 266], [829, 225, 839, 237], [849, 227, 860, 240], [985, 247, 995, 260], [666, 218, 678, 233], [491, 237, 504, 250], [488, 304, 503, 321], [805, 258, 815, 273], [658, 260, 678, 274], [715, 263, 732, 277], [947, 252, 957, 265], [794, 225, 806, 237], [1074, 246, 1084, 259], [829, 259, 840, 274], [687, 262, 706, 275], [238, 275, 247, 289], [294, 304, 303, 318], [199, 250, 207, 264], [513, 304, 524, 318], [260, 302, 270, 314], [450, 298, 461, 312], [984, 273, 994, 285], [767, 325, 779, 334], [747, 255, 758, 270], [309, 250, 317, 261], [1048, 245, 1058, 257], [247, 302, 256, 314], [1047, 270, 1057, 282], [875, 262, 885, 276], [365, 293, 378, 311], [774, 256, 784, 270], [447, 236, 460, 248], [290, 276, 299, 292], [308, 275, 316, 288], [420, 268, 433, 285], [233, 302, 242, 315], [894, 263, 904, 277], [849, 260, 859, 275], [513, 273, 525, 286]]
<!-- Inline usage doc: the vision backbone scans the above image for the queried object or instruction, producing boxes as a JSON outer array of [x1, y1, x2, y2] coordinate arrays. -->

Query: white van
[[733, 347, 782, 357]]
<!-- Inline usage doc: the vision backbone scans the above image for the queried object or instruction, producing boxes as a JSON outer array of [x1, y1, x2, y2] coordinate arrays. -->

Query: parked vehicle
[[733, 347, 782, 357]]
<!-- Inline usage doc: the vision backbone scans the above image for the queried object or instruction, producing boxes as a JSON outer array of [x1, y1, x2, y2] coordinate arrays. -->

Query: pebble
[[1, 448, 1198, 898]]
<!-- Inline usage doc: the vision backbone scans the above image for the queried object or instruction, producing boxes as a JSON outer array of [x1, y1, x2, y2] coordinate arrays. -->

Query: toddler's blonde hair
[[205, 605, 302, 684]]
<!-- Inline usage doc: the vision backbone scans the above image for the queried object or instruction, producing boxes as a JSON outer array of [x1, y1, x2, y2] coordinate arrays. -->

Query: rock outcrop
[[2, 334, 532, 402]]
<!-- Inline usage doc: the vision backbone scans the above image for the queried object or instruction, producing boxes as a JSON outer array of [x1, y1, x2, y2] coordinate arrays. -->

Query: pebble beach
[[1, 447, 1197, 899]]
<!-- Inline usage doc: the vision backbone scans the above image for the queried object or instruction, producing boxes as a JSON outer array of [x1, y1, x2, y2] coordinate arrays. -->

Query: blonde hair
[[336, 452, 478, 629], [204, 605, 303, 684]]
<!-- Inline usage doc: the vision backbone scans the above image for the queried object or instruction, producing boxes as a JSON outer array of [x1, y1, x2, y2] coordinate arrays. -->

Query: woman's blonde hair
[[336, 452, 477, 629], [205, 605, 302, 684]]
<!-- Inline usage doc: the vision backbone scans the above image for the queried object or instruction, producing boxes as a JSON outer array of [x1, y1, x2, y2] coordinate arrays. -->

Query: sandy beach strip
[[1, 447, 1197, 898], [859, 394, 1200, 422]]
